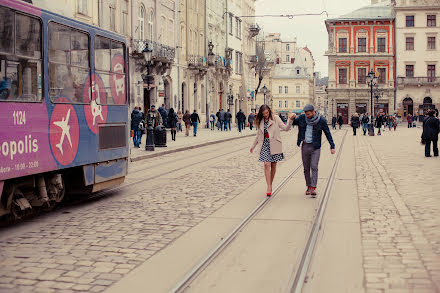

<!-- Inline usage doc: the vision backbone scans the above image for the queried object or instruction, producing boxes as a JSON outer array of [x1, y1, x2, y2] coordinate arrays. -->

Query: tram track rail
[[169, 130, 347, 293]]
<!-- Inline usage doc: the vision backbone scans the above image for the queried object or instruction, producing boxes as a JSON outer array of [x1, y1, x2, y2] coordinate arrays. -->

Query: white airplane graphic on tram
[[53, 109, 72, 156]]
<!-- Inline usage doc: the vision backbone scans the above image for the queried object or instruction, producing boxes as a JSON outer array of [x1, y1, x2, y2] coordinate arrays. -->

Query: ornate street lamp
[[366, 69, 377, 136], [208, 41, 215, 66], [142, 43, 155, 151], [261, 85, 268, 105]]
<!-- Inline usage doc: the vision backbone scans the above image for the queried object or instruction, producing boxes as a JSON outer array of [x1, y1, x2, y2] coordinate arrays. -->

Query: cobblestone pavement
[[0, 131, 301, 292], [354, 127, 440, 293]]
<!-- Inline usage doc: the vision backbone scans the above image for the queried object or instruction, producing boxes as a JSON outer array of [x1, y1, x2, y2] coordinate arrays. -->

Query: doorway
[[403, 97, 413, 118], [337, 103, 349, 124], [143, 88, 151, 112]]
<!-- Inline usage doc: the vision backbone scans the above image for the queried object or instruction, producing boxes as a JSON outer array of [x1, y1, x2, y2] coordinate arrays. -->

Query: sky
[[255, 0, 371, 77]]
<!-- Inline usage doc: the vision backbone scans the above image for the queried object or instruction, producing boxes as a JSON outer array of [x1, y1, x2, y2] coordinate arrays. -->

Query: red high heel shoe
[[266, 188, 272, 197]]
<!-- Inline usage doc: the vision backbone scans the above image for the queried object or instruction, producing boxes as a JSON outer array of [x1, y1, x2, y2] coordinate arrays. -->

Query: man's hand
[[331, 149, 336, 155], [290, 113, 297, 120]]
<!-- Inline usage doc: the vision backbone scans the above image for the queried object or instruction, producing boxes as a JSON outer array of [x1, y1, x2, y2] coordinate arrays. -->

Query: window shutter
[[291, 58, 295, 64]]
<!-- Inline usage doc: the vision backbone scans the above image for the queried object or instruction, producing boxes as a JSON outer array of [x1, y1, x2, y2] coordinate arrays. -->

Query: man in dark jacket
[[337, 115, 343, 129], [422, 110, 439, 157], [225, 109, 232, 131], [291, 104, 335, 197], [236, 109, 246, 132], [219, 109, 226, 131], [131, 107, 143, 148], [351, 113, 360, 136], [361, 113, 370, 135], [375, 113, 384, 135], [190, 109, 201, 136], [331, 116, 337, 130], [248, 112, 256, 130], [158, 104, 168, 128]]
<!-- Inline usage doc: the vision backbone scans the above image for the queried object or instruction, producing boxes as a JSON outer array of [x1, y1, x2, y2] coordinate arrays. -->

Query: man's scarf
[[306, 112, 321, 126]]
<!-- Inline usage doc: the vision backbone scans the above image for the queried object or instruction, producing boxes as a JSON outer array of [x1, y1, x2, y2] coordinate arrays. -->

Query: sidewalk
[[129, 127, 256, 162]]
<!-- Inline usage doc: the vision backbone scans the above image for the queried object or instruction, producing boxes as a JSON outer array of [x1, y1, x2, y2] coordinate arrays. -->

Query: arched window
[[138, 5, 145, 39], [148, 10, 154, 41]]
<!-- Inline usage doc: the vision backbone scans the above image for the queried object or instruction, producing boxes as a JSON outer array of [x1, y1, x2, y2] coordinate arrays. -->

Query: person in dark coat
[[337, 115, 343, 129], [407, 114, 413, 128], [361, 113, 370, 135], [248, 112, 256, 130], [190, 109, 201, 136], [421, 110, 439, 157], [375, 113, 384, 135], [331, 116, 337, 130], [158, 104, 168, 128], [351, 113, 360, 136], [219, 109, 226, 131], [236, 109, 246, 132], [225, 109, 232, 131], [130, 107, 143, 148], [167, 108, 178, 141]]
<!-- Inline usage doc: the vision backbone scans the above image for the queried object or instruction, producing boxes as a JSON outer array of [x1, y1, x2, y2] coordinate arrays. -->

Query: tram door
[[337, 103, 349, 124]]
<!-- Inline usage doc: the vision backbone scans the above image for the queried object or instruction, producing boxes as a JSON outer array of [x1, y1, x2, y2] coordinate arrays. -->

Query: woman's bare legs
[[270, 162, 277, 186], [264, 162, 272, 194]]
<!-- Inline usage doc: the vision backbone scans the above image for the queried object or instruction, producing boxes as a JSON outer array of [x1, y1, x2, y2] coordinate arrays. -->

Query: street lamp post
[[366, 70, 377, 136], [207, 41, 215, 129], [142, 43, 155, 151], [261, 85, 268, 105], [331, 98, 334, 118]]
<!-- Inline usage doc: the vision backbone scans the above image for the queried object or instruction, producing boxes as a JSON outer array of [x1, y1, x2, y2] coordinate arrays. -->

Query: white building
[[395, 0, 440, 118]]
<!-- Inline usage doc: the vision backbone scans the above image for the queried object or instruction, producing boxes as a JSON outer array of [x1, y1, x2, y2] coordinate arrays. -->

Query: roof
[[327, 0, 394, 21]]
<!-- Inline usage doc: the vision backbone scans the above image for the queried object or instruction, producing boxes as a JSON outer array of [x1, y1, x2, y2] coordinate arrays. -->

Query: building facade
[[325, 1, 395, 124], [395, 0, 440, 118]]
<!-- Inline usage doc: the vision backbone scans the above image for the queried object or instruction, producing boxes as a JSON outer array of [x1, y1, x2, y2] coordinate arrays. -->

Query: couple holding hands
[[250, 104, 335, 198]]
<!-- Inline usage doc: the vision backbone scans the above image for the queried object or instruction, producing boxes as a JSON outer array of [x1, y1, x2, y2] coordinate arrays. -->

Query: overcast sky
[[255, 0, 371, 77]]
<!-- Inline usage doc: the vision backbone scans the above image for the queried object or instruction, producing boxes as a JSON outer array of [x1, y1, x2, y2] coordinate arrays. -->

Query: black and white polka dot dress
[[259, 120, 285, 162]]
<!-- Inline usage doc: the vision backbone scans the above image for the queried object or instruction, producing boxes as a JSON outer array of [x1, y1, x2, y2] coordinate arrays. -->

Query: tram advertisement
[[0, 103, 57, 181]]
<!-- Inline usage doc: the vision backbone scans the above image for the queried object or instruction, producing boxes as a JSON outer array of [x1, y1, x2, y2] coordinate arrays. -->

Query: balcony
[[248, 55, 258, 63], [131, 39, 175, 62], [397, 77, 440, 88], [249, 24, 260, 38], [188, 55, 208, 74]]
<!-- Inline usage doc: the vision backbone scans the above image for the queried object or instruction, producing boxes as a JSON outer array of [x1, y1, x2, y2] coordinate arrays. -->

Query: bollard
[[145, 118, 155, 151]]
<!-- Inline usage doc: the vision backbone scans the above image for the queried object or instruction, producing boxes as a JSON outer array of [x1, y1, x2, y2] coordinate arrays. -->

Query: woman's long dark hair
[[254, 104, 273, 126]]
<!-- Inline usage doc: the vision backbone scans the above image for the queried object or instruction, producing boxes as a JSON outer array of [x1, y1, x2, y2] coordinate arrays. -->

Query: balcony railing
[[188, 55, 208, 69], [398, 76, 440, 87], [249, 24, 260, 38], [132, 39, 175, 62], [248, 55, 258, 63]]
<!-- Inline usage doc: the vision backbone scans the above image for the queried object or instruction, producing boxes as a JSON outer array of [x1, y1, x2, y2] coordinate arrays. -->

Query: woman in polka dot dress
[[250, 105, 295, 196]]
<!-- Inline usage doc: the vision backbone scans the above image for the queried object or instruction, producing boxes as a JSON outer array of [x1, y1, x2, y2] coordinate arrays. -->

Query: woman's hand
[[290, 113, 296, 120], [250, 148, 253, 154]]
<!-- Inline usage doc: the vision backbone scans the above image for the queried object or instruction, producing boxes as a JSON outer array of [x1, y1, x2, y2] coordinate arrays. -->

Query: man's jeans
[[133, 129, 141, 147], [425, 139, 439, 157], [192, 122, 198, 135], [301, 142, 321, 187], [238, 122, 243, 132], [362, 123, 368, 135], [227, 121, 231, 131]]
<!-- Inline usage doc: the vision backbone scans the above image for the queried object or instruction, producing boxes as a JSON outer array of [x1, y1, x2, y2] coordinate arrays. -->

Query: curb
[[130, 133, 254, 162]]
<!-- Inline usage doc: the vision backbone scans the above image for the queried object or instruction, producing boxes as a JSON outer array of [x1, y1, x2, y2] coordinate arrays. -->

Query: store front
[[374, 103, 389, 115], [356, 103, 367, 114], [337, 103, 349, 124], [403, 97, 413, 118]]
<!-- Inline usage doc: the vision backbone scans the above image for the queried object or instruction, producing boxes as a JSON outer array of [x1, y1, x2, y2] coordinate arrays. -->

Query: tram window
[[16, 14, 41, 58], [0, 8, 42, 102], [49, 23, 90, 103], [0, 7, 14, 54], [95, 36, 126, 104]]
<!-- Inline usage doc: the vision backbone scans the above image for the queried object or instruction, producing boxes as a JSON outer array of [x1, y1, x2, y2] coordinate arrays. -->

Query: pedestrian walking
[[393, 116, 397, 131], [248, 112, 256, 130], [216, 109, 221, 130], [130, 107, 143, 148], [361, 113, 370, 135], [158, 104, 168, 128], [351, 113, 360, 136], [250, 105, 293, 196], [177, 110, 183, 132], [236, 109, 246, 132], [331, 116, 337, 130], [210, 112, 216, 130], [407, 114, 413, 128], [219, 109, 226, 131], [337, 115, 343, 129], [375, 113, 383, 135], [291, 104, 336, 197], [190, 109, 201, 136], [167, 108, 178, 141], [138, 106, 146, 145], [226, 109, 232, 131], [147, 105, 163, 128], [421, 110, 439, 157], [183, 110, 191, 137]]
